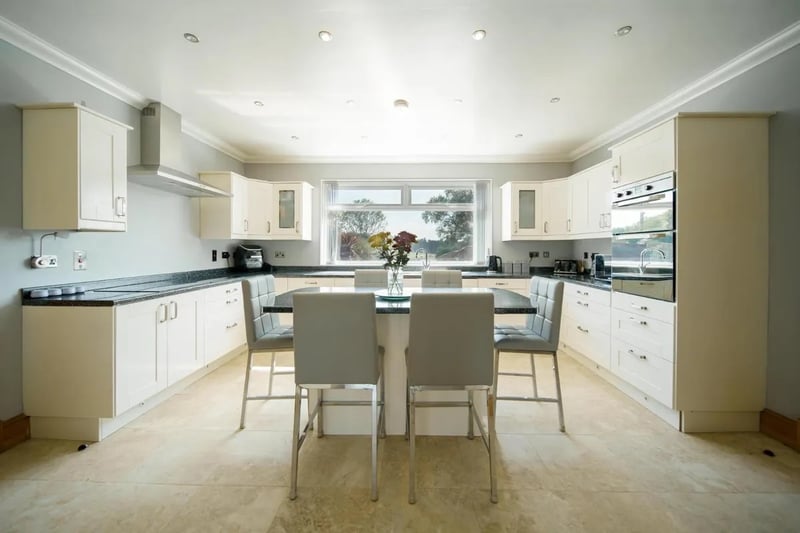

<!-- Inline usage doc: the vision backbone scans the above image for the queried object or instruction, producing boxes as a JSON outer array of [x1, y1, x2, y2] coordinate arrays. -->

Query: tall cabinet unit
[[607, 113, 770, 432], [22, 103, 132, 231]]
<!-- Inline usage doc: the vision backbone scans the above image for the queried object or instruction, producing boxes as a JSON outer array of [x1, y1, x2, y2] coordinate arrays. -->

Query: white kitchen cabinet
[[199, 171, 250, 239], [247, 179, 273, 238], [164, 292, 202, 386], [560, 283, 611, 369], [22, 103, 132, 231], [270, 182, 313, 240], [501, 182, 543, 240], [542, 179, 570, 237], [479, 277, 529, 326], [586, 161, 613, 234], [610, 120, 675, 186], [204, 282, 246, 364]]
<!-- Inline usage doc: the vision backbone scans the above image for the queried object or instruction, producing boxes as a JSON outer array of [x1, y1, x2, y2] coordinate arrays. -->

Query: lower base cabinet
[[23, 282, 246, 441], [560, 283, 611, 369]]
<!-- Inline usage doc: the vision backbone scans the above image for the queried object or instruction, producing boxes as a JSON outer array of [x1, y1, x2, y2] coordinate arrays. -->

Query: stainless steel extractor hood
[[127, 103, 231, 198]]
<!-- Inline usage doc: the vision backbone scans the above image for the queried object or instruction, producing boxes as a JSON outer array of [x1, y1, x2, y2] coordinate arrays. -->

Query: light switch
[[73, 250, 87, 270]]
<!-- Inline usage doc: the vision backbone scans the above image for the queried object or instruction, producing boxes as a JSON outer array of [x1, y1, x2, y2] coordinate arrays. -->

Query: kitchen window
[[321, 180, 491, 266]]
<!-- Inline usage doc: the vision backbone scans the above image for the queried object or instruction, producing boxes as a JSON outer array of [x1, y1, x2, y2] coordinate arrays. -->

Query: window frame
[[321, 179, 491, 267]]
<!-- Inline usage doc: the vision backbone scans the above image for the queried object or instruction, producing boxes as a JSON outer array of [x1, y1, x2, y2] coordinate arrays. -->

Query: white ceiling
[[2, 0, 799, 163]]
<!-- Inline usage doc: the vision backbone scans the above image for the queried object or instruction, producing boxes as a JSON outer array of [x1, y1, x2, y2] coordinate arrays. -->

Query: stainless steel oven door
[[611, 173, 675, 234], [611, 231, 675, 302]]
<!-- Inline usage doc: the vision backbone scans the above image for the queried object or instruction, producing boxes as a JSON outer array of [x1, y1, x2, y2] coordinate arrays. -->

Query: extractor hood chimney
[[127, 103, 231, 197]]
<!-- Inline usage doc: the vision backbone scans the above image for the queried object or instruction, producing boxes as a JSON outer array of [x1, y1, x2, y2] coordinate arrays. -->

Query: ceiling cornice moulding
[[181, 120, 250, 162], [569, 20, 800, 161], [242, 153, 573, 165]]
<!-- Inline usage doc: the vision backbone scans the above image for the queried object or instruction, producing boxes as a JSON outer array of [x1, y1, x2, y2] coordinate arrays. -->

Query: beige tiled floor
[[1, 352, 798, 532]]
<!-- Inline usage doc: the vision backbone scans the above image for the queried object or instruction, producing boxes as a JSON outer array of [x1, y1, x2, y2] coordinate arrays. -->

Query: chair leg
[[379, 372, 386, 439], [289, 385, 302, 500], [267, 352, 277, 397], [488, 391, 498, 504], [404, 379, 410, 441], [552, 352, 565, 432], [317, 389, 324, 438], [239, 349, 255, 430], [492, 349, 500, 395], [408, 388, 416, 504], [529, 352, 539, 399], [371, 386, 379, 501], [467, 390, 474, 439]]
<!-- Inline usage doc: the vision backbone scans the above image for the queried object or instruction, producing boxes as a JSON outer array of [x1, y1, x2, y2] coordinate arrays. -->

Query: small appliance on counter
[[591, 253, 612, 281], [487, 255, 503, 273], [553, 259, 579, 276], [234, 244, 265, 270]]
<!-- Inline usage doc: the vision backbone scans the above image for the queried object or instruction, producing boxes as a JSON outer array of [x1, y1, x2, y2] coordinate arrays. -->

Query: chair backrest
[[407, 292, 494, 387], [241, 275, 283, 346], [526, 277, 564, 348], [421, 270, 462, 288], [354, 269, 387, 288], [293, 292, 380, 385]]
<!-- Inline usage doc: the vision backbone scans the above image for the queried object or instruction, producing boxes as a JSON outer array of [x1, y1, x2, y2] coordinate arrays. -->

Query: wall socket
[[73, 250, 87, 270], [30, 255, 57, 268], [543, 251, 550, 258], [529, 251, 539, 258], [274, 251, 285, 258]]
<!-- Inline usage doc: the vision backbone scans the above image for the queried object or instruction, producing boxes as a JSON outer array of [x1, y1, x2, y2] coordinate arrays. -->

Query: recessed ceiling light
[[393, 99, 409, 110], [514, 133, 523, 139], [614, 25, 632, 37], [183, 32, 199, 43], [550, 97, 561, 104], [361, 135, 368, 141], [472, 29, 486, 41], [318, 30, 333, 42], [345, 99, 356, 107], [253, 100, 264, 107], [453, 98, 464, 104], [291, 135, 299, 141]]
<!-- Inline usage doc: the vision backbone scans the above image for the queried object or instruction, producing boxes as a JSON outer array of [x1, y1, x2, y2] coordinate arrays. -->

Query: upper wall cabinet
[[501, 182, 543, 240], [610, 120, 675, 186], [542, 179, 570, 237], [199, 171, 250, 239], [270, 182, 313, 240], [22, 103, 132, 231], [570, 160, 612, 237]]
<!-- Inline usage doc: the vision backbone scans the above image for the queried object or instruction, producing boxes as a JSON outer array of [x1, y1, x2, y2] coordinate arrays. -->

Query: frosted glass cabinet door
[[278, 189, 295, 229], [269, 182, 312, 239], [512, 183, 542, 236]]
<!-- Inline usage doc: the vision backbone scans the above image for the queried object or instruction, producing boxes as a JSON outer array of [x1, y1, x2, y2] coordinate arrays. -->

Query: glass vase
[[387, 266, 404, 296]]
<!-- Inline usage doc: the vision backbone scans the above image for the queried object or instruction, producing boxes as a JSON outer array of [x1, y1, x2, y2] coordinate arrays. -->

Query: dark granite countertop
[[544, 274, 612, 292]]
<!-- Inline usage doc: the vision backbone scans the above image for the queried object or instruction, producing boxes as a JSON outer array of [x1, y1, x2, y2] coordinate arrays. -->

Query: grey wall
[[243, 162, 576, 268], [571, 44, 800, 419], [0, 40, 244, 420]]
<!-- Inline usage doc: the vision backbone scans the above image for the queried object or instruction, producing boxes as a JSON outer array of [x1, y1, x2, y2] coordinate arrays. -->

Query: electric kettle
[[488, 255, 503, 273]]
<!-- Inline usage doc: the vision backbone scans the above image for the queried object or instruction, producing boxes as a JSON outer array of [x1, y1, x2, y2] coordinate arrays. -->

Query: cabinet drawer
[[611, 337, 674, 408], [611, 292, 674, 325], [478, 278, 527, 290], [564, 283, 610, 308], [611, 307, 674, 362], [561, 314, 610, 369], [204, 282, 243, 303], [286, 277, 335, 290]]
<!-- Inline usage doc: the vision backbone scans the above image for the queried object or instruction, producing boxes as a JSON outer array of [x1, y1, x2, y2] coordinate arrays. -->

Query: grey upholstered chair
[[420, 269, 462, 288], [239, 275, 294, 429], [290, 292, 385, 501], [354, 269, 387, 288], [406, 292, 497, 504], [493, 276, 566, 432]]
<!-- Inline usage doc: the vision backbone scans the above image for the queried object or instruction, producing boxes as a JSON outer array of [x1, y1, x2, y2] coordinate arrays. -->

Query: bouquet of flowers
[[367, 230, 418, 268]]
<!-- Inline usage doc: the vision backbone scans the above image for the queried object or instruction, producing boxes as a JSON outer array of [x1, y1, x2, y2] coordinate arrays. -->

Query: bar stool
[[354, 269, 387, 288], [239, 275, 295, 429], [290, 292, 385, 501], [420, 269, 462, 288], [493, 277, 566, 432], [406, 292, 497, 503]]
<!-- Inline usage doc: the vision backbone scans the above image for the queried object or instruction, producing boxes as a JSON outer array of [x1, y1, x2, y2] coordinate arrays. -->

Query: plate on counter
[[374, 290, 411, 301]]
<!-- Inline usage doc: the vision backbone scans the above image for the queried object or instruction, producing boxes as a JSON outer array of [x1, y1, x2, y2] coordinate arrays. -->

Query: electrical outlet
[[274, 251, 285, 258], [30, 255, 58, 268], [211, 250, 218, 262], [529, 251, 539, 258], [221, 251, 230, 259], [543, 251, 550, 258], [73, 250, 87, 270]]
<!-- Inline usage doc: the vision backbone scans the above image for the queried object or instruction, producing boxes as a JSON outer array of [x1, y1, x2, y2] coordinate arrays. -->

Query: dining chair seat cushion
[[494, 325, 556, 353], [252, 326, 294, 351]]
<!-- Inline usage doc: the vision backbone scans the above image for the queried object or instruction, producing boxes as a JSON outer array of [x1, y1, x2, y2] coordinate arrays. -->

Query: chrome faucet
[[639, 248, 666, 274], [415, 249, 431, 270]]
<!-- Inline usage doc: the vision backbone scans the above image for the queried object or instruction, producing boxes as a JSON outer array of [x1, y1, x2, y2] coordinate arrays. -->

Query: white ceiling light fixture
[[472, 29, 486, 41], [393, 98, 409, 111], [345, 99, 356, 107], [318, 30, 333, 42], [291, 135, 299, 140], [515, 133, 523, 139], [453, 98, 464, 104], [183, 32, 199, 43], [253, 100, 264, 107], [614, 25, 632, 37], [550, 97, 561, 103]]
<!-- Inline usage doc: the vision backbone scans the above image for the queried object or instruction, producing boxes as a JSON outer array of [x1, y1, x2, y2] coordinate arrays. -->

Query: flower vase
[[387, 266, 404, 296]]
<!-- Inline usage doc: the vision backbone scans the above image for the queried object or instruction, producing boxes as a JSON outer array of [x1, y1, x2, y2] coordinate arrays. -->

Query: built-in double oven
[[610, 172, 675, 302]]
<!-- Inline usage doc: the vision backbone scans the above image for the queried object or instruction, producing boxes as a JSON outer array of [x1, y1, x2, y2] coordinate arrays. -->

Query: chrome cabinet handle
[[628, 317, 647, 325], [631, 304, 648, 311], [267, 221, 271, 233], [295, 221, 300, 233], [611, 164, 620, 183], [306, 281, 318, 285], [544, 221, 549, 233], [496, 282, 507, 286], [158, 303, 168, 323], [577, 300, 589, 307], [567, 219, 571, 232], [169, 301, 178, 320], [115, 196, 127, 217], [226, 322, 238, 329], [514, 221, 518, 233], [577, 325, 589, 333], [225, 287, 239, 294], [226, 298, 239, 304], [244, 219, 249, 232], [627, 348, 647, 360]]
